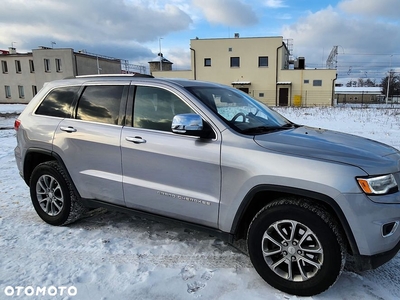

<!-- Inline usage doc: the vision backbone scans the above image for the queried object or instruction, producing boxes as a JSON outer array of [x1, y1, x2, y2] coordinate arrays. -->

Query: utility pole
[[96, 56, 101, 74], [386, 55, 393, 104]]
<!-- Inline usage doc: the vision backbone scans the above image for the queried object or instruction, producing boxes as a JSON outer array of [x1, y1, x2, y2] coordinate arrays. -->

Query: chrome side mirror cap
[[172, 113, 203, 135]]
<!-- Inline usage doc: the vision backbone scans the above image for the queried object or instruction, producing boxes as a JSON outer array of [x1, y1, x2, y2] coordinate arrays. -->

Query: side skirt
[[80, 198, 235, 244]]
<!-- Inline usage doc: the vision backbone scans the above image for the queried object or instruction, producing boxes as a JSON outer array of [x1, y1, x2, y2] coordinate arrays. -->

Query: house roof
[[232, 81, 251, 85], [149, 56, 173, 64], [335, 87, 382, 94]]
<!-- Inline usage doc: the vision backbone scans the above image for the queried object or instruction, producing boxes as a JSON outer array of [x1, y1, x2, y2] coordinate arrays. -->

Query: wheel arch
[[23, 149, 74, 192], [230, 184, 359, 256], [23, 148, 55, 185]]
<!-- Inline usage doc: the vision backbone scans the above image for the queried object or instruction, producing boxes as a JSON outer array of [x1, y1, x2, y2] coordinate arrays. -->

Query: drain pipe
[[332, 73, 337, 106], [190, 48, 196, 80], [275, 42, 284, 106]]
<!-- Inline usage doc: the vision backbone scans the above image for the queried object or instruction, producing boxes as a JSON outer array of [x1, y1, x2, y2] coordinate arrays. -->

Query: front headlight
[[357, 174, 398, 195]]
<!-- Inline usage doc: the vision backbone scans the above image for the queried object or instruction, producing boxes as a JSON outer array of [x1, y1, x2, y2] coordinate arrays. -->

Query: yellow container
[[293, 95, 302, 107]]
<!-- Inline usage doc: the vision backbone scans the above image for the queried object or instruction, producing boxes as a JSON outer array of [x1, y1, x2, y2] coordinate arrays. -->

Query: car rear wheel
[[247, 198, 346, 296], [30, 161, 87, 225]]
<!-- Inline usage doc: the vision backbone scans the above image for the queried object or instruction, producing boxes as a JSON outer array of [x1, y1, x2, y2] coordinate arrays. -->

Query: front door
[[279, 87, 289, 106], [121, 85, 221, 228], [238, 87, 249, 94]]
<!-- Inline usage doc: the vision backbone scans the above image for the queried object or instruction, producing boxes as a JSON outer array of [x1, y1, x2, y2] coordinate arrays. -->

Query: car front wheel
[[247, 198, 346, 296]]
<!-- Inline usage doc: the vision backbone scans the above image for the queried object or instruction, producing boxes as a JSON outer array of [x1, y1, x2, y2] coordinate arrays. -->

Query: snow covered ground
[[1, 104, 400, 299]]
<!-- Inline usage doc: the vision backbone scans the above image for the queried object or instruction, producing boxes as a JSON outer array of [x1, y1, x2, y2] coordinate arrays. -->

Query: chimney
[[298, 57, 305, 69], [8, 47, 16, 54]]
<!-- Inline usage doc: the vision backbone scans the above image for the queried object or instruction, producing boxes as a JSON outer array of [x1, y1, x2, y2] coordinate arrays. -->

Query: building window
[[29, 60, 35, 73], [258, 56, 268, 67], [18, 85, 24, 99], [55, 58, 62, 72], [230, 57, 240, 68], [32, 85, 38, 96], [2, 60, 8, 73], [313, 80, 322, 86], [259, 93, 264, 97], [304, 79, 309, 84], [228, 47, 232, 52], [15, 60, 22, 73], [44, 59, 50, 72], [5, 86, 11, 98], [204, 58, 211, 67]]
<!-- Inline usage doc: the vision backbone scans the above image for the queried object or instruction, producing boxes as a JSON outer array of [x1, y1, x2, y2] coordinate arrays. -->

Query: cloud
[[192, 0, 258, 26], [264, 0, 287, 8], [0, 0, 192, 49], [339, 0, 400, 19], [283, 6, 400, 54], [163, 47, 192, 70], [281, 4, 400, 79]]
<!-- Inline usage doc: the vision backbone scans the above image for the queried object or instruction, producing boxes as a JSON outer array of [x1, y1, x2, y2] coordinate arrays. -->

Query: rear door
[[121, 84, 221, 227], [53, 82, 129, 205]]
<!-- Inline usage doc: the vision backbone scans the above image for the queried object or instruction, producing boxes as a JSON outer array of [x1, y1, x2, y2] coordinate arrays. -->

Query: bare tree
[[364, 78, 377, 87], [346, 78, 376, 87], [346, 80, 357, 87], [381, 73, 400, 97]]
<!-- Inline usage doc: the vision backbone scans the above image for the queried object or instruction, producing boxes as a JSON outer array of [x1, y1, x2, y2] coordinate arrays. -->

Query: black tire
[[247, 198, 346, 296], [29, 161, 87, 226]]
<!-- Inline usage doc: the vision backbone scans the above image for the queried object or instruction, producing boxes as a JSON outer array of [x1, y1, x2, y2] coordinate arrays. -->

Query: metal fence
[[250, 90, 335, 107]]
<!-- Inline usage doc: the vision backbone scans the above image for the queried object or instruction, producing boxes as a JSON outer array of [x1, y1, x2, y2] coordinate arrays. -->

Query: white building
[[0, 47, 121, 103]]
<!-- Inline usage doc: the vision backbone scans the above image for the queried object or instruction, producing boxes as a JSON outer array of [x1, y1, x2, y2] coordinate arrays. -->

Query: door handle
[[125, 136, 146, 144], [60, 126, 77, 133]]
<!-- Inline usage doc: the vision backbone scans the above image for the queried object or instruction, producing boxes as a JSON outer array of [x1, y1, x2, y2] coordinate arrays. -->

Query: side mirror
[[172, 113, 203, 135]]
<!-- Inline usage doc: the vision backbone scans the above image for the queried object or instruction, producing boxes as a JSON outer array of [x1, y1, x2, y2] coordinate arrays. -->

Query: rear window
[[35, 86, 80, 118]]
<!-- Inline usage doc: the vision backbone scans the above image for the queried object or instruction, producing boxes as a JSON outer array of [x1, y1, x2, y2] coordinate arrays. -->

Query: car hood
[[254, 126, 400, 175]]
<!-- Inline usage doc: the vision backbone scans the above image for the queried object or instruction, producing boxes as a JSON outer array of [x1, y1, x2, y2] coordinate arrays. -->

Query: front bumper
[[339, 192, 400, 269], [348, 239, 400, 271]]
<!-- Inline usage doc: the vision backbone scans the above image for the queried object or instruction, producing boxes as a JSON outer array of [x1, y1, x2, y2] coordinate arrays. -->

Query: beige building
[[0, 47, 121, 103], [153, 36, 337, 106]]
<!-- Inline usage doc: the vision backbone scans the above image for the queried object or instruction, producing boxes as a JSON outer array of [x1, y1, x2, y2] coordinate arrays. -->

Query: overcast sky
[[1, 0, 399, 83]]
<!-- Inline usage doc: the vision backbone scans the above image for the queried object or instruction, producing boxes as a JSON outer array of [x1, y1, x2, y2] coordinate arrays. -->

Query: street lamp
[[159, 38, 163, 71]]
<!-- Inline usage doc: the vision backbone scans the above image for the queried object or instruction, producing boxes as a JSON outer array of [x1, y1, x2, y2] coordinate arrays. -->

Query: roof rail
[[75, 74, 154, 78]]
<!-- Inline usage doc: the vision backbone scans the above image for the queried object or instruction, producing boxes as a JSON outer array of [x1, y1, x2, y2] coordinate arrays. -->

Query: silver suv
[[14, 75, 400, 296]]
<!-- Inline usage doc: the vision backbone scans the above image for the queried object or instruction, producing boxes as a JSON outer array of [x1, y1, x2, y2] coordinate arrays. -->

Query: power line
[[339, 53, 400, 56]]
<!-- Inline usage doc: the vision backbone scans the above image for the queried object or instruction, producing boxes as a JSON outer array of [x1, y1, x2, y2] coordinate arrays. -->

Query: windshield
[[186, 86, 293, 134]]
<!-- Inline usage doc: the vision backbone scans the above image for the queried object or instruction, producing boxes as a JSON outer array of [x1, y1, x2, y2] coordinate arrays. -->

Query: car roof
[[45, 74, 225, 89]]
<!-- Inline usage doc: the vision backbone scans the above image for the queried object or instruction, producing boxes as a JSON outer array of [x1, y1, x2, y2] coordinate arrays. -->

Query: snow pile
[[1, 105, 400, 299]]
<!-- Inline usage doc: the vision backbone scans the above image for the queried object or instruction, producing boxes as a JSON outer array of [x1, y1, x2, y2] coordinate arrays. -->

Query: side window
[[313, 80, 322, 86], [258, 56, 268, 67], [133, 86, 193, 132], [230, 57, 240, 68], [76, 85, 124, 125], [35, 86, 80, 118]]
